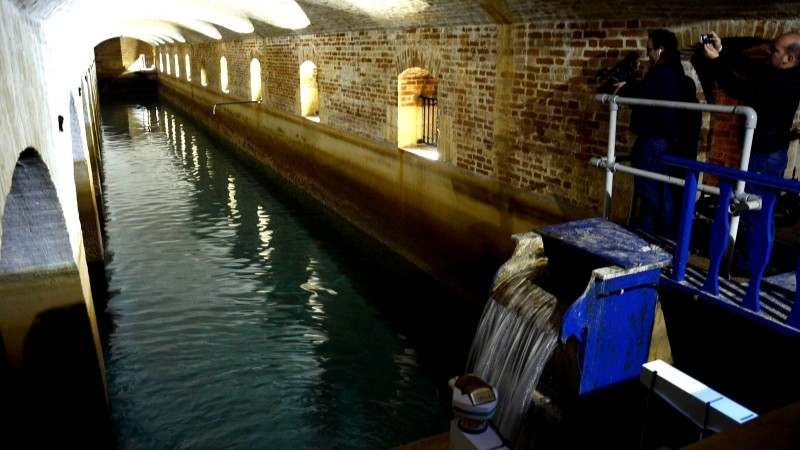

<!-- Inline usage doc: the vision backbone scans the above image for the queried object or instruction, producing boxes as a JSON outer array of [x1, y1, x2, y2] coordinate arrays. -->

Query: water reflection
[[256, 205, 273, 262], [100, 102, 451, 449]]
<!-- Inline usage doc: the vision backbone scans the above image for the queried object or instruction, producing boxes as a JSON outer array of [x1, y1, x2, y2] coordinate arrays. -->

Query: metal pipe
[[596, 94, 757, 128], [729, 124, 757, 250], [590, 157, 762, 210], [212, 98, 262, 115], [595, 94, 759, 247], [603, 101, 618, 218]]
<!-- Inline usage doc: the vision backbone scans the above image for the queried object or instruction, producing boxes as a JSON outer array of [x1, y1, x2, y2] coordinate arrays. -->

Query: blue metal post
[[703, 183, 733, 296], [742, 192, 777, 312], [673, 171, 698, 282]]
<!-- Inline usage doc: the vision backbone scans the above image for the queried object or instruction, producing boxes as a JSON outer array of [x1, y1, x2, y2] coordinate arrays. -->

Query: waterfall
[[467, 232, 560, 448]]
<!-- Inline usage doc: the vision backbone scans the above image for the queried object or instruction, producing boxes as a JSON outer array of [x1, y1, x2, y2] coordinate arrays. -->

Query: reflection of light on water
[[180, 125, 187, 162], [206, 151, 214, 178], [227, 175, 239, 226], [301, 258, 337, 323], [256, 205, 273, 261], [163, 111, 171, 140], [170, 115, 177, 152], [191, 136, 200, 178]]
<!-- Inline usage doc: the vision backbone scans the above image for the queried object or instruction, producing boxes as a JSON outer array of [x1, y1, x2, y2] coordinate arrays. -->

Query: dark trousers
[[631, 137, 674, 236], [736, 150, 788, 272]]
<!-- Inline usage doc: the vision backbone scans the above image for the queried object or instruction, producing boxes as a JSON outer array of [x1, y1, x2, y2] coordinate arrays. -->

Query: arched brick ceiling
[[12, 0, 800, 45]]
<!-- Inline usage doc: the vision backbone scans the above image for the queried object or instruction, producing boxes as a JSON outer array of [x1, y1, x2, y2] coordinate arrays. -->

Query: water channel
[[99, 102, 478, 449]]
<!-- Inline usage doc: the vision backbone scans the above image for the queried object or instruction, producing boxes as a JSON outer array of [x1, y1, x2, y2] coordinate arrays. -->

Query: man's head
[[647, 29, 679, 65], [770, 32, 800, 69]]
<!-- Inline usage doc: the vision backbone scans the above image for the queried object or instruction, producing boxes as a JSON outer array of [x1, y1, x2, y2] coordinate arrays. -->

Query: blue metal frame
[[662, 156, 800, 335], [540, 218, 671, 395]]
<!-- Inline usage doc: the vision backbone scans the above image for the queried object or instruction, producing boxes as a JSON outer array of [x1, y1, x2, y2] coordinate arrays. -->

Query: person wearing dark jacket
[[704, 31, 800, 177], [619, 29, 699, 236], [704, 31, 800, 273]]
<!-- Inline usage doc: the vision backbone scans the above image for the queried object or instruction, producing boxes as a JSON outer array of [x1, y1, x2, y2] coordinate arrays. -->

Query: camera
[[595, 52, 640, 94], [699, 33, 715, 45]]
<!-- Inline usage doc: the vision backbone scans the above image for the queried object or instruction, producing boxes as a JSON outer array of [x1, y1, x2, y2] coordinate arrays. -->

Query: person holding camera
[[616, 29, 699, 236], [703, 31, 800, 177], [703, 31, 800, 274]]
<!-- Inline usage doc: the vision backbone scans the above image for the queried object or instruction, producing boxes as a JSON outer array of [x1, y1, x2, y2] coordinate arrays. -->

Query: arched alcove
[[397, 67, 439, 160], [200, 67, 208, 87], [165, 52, 171, 75], [0, 149, 72, 274], [173, 53, 180, 78], [299, 60, 319, 122], [0, 150, 107, 443], [250, 58, 262, 101], [220, 56, 229, 93], [158, 52, 163, 72], [185, 54, 191, 81]]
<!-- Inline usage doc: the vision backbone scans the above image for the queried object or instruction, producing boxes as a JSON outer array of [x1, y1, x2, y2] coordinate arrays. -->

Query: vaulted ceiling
[[12, 0, 800, 46]]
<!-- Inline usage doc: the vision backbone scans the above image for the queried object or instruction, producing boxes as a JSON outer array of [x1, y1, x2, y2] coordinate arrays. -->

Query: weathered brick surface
[[157, 17, 800, 213], [96, 37, 155, 77]]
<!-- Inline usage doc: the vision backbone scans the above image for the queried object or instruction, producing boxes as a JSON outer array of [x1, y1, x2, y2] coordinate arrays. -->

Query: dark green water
[[99, 103, 479, 449]]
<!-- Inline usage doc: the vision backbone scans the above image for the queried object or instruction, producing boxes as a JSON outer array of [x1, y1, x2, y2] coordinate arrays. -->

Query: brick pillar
[[702, 85, 746, 189]]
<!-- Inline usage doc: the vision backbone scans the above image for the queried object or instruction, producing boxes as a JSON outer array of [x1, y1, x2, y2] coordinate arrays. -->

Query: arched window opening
[[1, 148, 72, 273], [127, 53, 149, 72], [1, 147, 106, 425], [300, 60, 319, 122], [174, 53, 180, 78], [201, 67, 208, 87], [166, 53, 171, 75], [250, 58, 262, 101], [220, 56, 229, 94], [158, 52, 164, 73], [397, 67, 439, 161], [185, 54, 192, 81]]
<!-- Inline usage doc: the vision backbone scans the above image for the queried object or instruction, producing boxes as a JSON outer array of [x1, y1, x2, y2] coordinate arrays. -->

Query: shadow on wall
[[2, 304, 110, 446], [0, 148, 110, 447]]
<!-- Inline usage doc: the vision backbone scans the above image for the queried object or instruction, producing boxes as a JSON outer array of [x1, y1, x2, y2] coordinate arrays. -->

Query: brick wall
[[94, 38, 123, 77], [156, 18, 800, 213], [96, 38, 155, 76]]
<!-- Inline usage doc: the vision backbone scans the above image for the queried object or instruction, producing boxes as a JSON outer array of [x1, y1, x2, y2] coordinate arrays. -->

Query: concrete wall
[[0, 1, 108, 442]]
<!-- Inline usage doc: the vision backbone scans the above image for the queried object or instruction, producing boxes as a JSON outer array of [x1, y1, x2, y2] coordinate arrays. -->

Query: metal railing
[[595, 93, 758, 248], [419, 95, 438, 146], [663, 156, 800, 332]]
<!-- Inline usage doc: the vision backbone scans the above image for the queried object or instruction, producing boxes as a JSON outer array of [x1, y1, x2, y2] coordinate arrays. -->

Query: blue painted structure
[[539, 218, 671, 395], [663, 156, 800, 335]]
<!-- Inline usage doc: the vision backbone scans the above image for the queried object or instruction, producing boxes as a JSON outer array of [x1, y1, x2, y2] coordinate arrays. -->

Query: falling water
[[467, 233, 560, 448]]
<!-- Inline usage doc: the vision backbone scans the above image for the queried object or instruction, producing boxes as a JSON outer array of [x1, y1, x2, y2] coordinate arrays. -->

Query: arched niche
[[0, 148, 108, 444], [220, 56, 229, 93], [398, 67, 439, 160], [300, 60, 319, 122], [250, 58, 262, 101]]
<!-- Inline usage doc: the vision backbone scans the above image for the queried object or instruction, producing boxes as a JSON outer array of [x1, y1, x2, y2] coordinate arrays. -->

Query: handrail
[[595, 94, 758, 251], [590, 157, 762, 212], [663, 155, 799, 328], [212, 98, 262, 115], [663, 156, 800, 193]]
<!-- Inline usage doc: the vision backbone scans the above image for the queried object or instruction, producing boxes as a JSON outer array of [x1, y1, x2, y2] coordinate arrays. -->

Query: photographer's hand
[[704, 31, 722, 59]]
